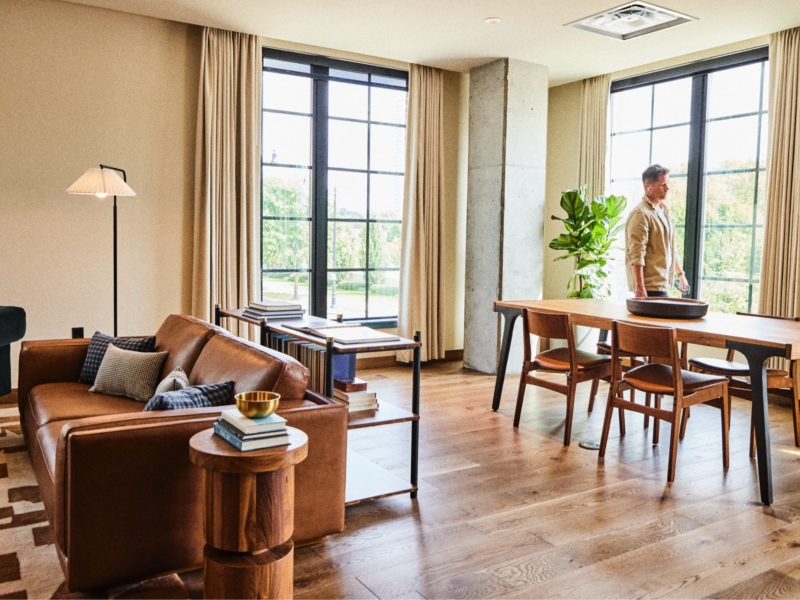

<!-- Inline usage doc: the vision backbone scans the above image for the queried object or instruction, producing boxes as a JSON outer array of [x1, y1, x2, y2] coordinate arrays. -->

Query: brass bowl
[[235, 391, 280, 418]]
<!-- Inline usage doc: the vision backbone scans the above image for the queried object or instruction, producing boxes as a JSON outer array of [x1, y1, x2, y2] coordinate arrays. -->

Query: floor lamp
[[67, 165, 136, 337]]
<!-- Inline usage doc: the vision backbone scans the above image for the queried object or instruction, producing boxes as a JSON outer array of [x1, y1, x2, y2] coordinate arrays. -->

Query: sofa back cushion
[[155, 315, 222, 379], [190, 334, 309, 399]]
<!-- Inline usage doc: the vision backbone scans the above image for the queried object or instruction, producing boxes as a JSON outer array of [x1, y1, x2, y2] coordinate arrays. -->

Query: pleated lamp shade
[[67, 167, 136, 197]]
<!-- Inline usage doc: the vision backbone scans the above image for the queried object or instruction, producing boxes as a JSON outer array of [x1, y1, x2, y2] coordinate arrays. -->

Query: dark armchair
[[0, 307, 26, 396]]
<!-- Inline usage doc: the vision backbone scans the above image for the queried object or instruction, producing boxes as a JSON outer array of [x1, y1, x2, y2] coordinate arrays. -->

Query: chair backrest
[[521, 308, 575, 364], [612, 320, 681, 394]]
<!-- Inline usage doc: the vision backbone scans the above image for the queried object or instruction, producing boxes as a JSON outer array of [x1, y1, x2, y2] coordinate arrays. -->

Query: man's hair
[[642, 164, 670, 184]]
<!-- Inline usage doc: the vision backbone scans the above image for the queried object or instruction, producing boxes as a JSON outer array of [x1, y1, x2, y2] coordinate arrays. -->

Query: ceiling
[[62, 0, 800, 86]]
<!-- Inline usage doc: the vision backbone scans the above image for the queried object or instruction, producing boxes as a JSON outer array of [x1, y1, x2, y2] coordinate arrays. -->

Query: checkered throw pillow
[[154, 366, 190, 395], [90, 343, 169, 402], [79, 331, 157, 384], [143, 381, 234, 412]]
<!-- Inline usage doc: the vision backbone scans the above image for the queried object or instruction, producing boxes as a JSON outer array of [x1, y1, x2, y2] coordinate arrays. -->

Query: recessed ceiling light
[[484, 17, 502, 25], [566, 2, 695, 41]]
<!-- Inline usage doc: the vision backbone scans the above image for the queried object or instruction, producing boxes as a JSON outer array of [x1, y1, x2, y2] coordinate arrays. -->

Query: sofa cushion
[[143, 382, 234, 412], [91, 345, 169, 402], [191, 334, 309, 399], [28, 382, 143, 428], [155, 315, 222, 380], [79, 332, 157, 385]]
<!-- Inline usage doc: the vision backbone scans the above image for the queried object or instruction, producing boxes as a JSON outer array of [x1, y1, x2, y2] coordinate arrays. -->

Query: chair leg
[[792, 383, 800, 448], [653, 395, 662, 445], [644, 393, 651, 428], [588, 378, 599, 413], [599, 380, 618, 458], [667, 400, 682, 483], [721, 389, 730, 470], [618, 403, 627, 436], [564, 375, 578, 446], [750, 419, 756, 460], [679, 406, 690, 440], [513, 369, 528, 428]]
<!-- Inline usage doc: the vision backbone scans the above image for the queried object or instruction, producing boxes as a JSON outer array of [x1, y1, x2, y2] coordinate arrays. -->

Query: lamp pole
[[99, 164, 127, 337]]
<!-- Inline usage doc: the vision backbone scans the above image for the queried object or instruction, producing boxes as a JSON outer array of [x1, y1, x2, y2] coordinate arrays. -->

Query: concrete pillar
[[464, 58, 548, 374]]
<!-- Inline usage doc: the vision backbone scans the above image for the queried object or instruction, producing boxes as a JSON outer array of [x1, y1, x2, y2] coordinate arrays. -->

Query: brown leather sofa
[[17, 314, 348, 592]]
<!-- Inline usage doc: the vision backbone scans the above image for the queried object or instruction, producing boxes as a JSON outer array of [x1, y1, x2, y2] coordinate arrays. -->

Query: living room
[[3, 0, 800, 597]]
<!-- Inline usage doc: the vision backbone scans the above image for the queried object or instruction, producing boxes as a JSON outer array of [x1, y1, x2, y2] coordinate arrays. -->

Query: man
[[625, 164, 689, 298]]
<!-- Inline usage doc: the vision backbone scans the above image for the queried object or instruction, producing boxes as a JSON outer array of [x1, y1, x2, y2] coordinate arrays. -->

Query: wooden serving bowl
[[626, 297, 709, 319], [235, 391, 280, 418]]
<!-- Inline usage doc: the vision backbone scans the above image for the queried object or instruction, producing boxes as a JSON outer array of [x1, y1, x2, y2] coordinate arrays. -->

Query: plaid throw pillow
[[90, 344, 169, 402], [154, 366, 190, 395], [143, 381, 234, 412], [79, 331, 157, 384]]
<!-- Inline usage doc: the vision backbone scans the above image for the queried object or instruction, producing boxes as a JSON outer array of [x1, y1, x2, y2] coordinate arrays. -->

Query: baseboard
[[356, 355, 398, 369], [444, 349, 464, 362]]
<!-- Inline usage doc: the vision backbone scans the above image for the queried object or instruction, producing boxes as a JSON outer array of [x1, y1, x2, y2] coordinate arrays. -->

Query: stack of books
[[243, 299, 305, 321], [333, 380, 378, 412], [213, 409, 291, 451]]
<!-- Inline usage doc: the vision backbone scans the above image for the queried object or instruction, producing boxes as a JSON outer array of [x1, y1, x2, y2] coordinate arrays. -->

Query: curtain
[[759, 27, 800, 320], [578, 74, 612, 201], [397, 64, 446, 362], [191, 28, 261, 339]]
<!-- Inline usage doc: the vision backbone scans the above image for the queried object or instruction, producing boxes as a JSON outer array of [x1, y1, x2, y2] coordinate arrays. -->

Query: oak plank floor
[[295, 362, 800, 598]]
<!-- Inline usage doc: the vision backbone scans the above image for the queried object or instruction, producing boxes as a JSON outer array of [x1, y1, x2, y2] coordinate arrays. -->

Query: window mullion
[[311, 68, 329, 318], [683, 74, 708, 299]]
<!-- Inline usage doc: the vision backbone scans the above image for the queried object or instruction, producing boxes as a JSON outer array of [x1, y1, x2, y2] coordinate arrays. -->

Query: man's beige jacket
[[625, 196, 679, 292]]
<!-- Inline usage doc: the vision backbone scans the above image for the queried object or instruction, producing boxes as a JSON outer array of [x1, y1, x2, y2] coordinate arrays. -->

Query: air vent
[[566, 2, 695, 41]]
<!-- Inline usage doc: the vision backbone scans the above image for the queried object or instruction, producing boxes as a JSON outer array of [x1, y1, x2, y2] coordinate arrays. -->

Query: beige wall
[[442, 71, 469, 351], [0, 0, 201, 385]]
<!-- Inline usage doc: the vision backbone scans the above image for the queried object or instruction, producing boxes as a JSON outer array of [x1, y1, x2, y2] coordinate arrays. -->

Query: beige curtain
[[759, 27, 800, 320], [397, 64, 446, 362], [191, 28, 260, 339], [578, 74, 612, 200]]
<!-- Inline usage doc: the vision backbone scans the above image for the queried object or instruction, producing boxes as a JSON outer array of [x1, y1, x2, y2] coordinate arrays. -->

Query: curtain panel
[[398, 64, 446, 362], [578, 74, 612, 201], [191, 28, 261, 339], [760, 27, 800, 320]]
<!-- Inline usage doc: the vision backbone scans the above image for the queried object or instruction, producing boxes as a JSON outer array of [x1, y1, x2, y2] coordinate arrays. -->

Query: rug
[[0, 392, 203, 599]]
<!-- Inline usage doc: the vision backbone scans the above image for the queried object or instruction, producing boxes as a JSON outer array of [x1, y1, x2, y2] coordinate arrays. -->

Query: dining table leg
[[727, 340, 788, 506], [492, 306, 523, 411]]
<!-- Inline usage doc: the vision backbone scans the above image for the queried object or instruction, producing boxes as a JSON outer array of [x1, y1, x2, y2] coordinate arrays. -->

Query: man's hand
[[631, 265, 647, 298], [634, 284, 648, 298], [677, 273, 690, 295]]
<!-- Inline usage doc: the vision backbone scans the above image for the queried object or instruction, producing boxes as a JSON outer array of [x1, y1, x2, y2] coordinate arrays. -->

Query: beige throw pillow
[[154, 366, 190, 396], [90, 343, 168, 402]]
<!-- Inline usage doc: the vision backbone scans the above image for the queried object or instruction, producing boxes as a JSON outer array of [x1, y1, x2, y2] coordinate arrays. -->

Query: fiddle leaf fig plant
[[549, 187, 627, 299]]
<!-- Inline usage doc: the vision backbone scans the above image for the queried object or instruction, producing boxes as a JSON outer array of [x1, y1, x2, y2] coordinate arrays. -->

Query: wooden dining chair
[[686, 312, 800, 458], [599, 320, 730, 483], [514, 308, 615, 446]]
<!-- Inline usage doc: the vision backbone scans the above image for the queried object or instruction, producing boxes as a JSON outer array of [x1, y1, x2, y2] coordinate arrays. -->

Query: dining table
[[492, 298, 800, 505]]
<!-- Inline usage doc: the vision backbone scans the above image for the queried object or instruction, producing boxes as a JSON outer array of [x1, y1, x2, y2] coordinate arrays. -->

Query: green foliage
[[550, 187, 627, 299], [370, 284, 399, 296], [337, 281, 366, 292]]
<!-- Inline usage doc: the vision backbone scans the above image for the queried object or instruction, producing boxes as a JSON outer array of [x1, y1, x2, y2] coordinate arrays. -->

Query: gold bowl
[[235, 391, 281, 418]]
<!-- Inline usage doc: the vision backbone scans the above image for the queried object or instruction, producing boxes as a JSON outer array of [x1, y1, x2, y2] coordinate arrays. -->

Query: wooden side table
[[189, 427, 309, 599]]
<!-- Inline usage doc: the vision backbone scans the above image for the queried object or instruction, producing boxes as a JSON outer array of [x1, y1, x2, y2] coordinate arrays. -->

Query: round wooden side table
[[189, 426, 309, 600]]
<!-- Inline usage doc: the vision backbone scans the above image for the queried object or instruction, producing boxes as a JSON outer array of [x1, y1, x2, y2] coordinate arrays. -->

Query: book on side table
[[213, 410, 290, 451], [334, 388, 379, 412]]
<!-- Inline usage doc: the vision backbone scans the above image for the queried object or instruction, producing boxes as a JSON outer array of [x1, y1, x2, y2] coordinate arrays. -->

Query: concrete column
[[464, 58, 548, 374]]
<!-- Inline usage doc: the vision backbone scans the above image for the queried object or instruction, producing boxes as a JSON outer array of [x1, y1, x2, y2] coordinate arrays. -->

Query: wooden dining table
[[492, 298, 800, 505]]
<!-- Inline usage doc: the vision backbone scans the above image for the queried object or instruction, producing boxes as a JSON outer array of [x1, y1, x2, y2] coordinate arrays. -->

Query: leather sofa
[[17, 314, 348, 591]]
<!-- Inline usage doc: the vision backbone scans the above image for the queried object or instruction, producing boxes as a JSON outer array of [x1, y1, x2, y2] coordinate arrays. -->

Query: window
[[608, 48, 769, 314], [261, 49, 408, 323]]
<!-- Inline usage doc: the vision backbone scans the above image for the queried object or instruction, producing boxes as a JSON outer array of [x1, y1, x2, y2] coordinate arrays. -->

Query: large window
[[261, 49, 408, 323], [608, 49, 769, 313]]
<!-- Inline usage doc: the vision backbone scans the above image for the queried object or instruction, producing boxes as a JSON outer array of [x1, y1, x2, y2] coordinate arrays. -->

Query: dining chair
[[686, 312, 800, 458], [599, 320, 730, 483], [514, 308, 615, 446]]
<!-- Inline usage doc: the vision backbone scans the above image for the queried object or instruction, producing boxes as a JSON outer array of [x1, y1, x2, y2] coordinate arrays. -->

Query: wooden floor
[[295, 362, 800, 599]]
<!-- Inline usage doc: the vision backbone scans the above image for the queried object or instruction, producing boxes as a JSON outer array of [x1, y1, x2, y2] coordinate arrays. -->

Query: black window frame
[[261, 47, 408, 327], [610, 46, 769, 308]]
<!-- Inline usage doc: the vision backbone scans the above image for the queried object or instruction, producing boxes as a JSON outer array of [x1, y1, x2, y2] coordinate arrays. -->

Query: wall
[[0, 0, 201, 386]]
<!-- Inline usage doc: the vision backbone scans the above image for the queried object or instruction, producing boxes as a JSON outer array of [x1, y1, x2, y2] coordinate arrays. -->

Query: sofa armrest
[[18, 339, 90, 422]]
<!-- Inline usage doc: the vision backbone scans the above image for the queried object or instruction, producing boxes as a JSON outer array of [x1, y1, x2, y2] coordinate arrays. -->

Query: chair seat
[[534, 348, 612, 372], [689, 357, 789, 378], [625, 363, 728, 395]]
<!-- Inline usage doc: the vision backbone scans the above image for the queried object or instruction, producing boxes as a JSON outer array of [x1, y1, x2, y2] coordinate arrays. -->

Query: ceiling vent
[[566, 2, 695, 41]]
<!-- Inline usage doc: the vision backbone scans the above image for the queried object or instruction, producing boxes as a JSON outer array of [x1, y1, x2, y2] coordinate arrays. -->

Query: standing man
[[625, 164, 689, 298]]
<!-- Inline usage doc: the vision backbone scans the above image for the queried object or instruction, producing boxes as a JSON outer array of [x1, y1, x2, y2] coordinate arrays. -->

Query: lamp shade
[[67, 167, 136, 197]]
